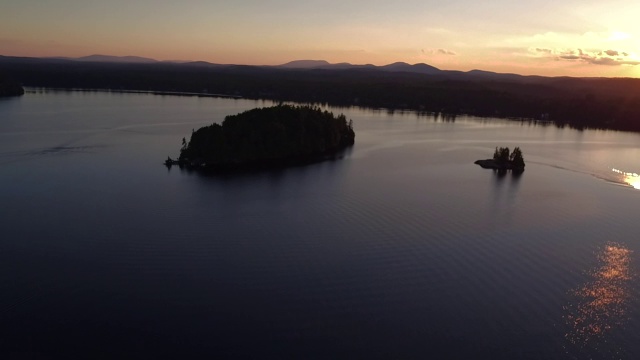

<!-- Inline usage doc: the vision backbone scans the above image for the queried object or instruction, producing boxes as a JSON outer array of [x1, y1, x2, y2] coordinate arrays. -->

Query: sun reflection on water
[[612, 168, 640, 189], [564, 243, 632, 346]]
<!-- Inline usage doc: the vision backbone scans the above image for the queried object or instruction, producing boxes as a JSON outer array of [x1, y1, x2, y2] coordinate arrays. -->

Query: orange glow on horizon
[[3, 1, 640, 78]]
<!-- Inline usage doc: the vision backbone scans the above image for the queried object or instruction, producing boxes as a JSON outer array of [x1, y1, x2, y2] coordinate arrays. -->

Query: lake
[[1, 89, 639, 359]]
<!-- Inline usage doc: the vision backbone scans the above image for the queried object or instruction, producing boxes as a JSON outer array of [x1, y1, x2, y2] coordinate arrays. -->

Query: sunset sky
[[2, 0, 640, 77]]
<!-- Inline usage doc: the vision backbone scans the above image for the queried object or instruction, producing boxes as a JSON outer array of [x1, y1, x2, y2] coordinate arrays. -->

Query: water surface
[[1, 90, 639, 359]]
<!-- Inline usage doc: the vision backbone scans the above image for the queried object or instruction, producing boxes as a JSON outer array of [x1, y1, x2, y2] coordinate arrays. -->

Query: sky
[[2, 0, 640, 77]]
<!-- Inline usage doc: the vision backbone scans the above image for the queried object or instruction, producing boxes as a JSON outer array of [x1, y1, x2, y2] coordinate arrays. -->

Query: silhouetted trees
[[510, 147, 524, 168], [493, 147, 511, 162], [485, 146, 524, 171], [493, 147, 523, 165]]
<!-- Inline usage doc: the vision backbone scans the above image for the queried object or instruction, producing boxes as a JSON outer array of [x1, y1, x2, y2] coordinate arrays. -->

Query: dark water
[[1, 89, 640, 359]]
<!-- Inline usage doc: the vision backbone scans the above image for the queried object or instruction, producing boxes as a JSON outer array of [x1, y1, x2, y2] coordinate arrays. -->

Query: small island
[[166, 104, 355, 171], [0, 77, 25, 97], [475, 146, 525, 172]]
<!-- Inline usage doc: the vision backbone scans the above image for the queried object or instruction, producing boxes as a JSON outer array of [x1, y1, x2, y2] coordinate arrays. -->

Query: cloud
[[529, 47, 639, 66], [422, 48, 456, 56], [437, 49, 456, 55], [586, 57, 640, 66], [589, 57, 618, 66]]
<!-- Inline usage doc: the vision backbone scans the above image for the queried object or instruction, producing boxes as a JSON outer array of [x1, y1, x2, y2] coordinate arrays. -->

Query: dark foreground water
[[1, 89, 640, 359]]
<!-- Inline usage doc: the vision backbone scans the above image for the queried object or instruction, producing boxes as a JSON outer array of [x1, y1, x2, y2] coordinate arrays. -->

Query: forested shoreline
[[2, 55, 640, 131], [0, 75, 24, 97]]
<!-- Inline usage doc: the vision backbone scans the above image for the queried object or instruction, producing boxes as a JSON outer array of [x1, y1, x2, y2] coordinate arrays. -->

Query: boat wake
[[528, 160, 637, 190]]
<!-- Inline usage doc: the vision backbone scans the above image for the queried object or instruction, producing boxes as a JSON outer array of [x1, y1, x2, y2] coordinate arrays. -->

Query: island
[[475, 146, 525, 172], [166, 104, 355, 171], [0, 77, 25, 97]]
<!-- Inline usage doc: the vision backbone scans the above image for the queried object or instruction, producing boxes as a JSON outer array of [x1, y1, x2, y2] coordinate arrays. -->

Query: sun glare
[[612, 168, 640, 189], [564, 243, 632, 345]]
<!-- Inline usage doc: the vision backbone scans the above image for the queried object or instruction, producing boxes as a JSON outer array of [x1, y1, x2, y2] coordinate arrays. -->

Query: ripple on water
[[564, 242, 633, 356]]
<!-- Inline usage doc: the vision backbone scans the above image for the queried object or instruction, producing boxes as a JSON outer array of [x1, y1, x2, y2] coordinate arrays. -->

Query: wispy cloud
[[422, 48, 457, 56], [438, 49, 456, 55]]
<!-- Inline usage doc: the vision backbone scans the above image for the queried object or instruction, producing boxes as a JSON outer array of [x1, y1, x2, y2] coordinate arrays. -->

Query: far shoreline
[[19, 87, 634, 135], [24, 87, 242, 99], [23, 86, 546, 122]]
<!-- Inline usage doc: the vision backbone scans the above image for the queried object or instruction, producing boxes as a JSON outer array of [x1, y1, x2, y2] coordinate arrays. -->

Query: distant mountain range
[[34, 55, 454, 76], [0, 53, 608, 85], [45, 54, 159, 63], [76, 54, 159, 63], [277, 60, 442, 75]]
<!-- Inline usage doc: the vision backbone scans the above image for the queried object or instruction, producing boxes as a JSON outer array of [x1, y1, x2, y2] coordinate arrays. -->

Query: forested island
[[3, 55, 640, 132], [475, 147, 525, 172], [0, 76, 24, 97], [168, 105, 355, 171]]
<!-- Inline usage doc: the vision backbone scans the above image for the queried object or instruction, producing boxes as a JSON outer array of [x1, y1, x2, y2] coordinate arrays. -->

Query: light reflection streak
[[564, 243, 632, 346], [612, 168, 640, 189]]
